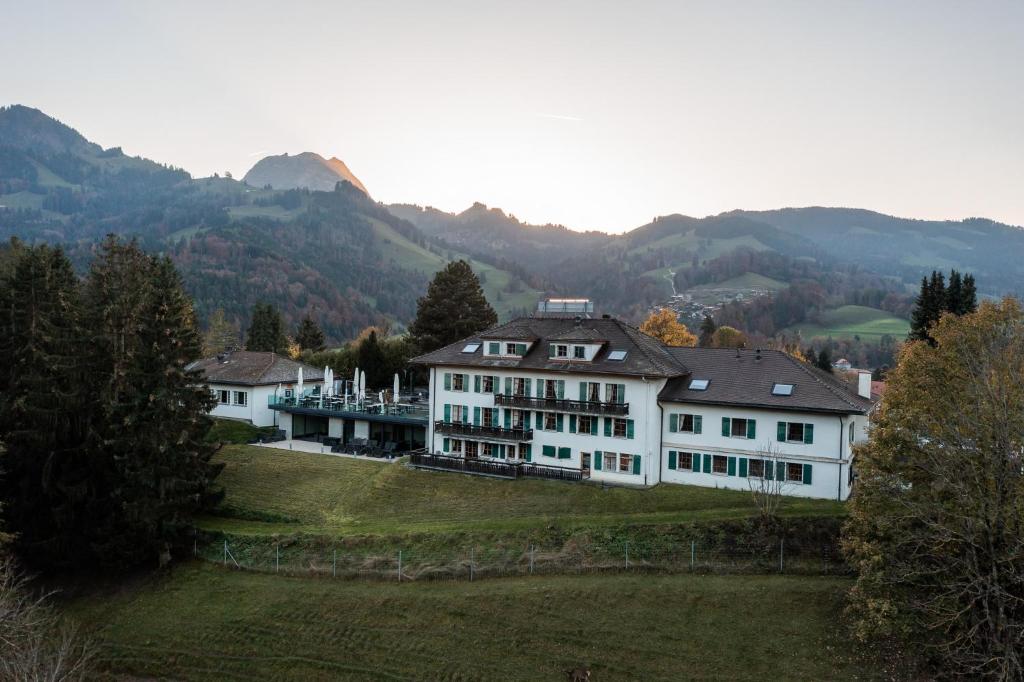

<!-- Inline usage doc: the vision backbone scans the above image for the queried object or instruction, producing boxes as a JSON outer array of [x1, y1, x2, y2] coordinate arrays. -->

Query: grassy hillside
[[692, 272, 789, 291], [200, 445, 844, 538], [69, 563, 873, 681], [784, 305, 909, 340]]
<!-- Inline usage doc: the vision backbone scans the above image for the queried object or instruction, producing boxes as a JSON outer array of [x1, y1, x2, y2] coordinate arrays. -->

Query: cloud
[[535, 113, 583, 122]]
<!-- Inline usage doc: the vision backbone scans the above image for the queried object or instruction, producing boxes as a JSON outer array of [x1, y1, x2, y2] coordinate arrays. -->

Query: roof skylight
[[461, 343, 481, 353], [607, 350, 627, 361], [772, 383, 794, 396], [688, 379, 709, 391]]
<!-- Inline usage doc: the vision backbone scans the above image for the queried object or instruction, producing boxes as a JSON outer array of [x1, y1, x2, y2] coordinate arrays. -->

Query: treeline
[[0, 236, 222, 571]]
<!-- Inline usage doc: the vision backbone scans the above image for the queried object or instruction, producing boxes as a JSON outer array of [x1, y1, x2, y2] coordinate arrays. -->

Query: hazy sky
[[3, 1, 1022, 232]]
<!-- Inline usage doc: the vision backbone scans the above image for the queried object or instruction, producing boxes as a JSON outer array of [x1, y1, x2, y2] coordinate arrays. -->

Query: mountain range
[[2, 104, 1023, 345]]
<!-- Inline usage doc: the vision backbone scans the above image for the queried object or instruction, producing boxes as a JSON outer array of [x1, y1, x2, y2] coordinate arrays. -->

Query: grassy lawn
[[201, 445, 844, 538], [784, 305, 909, 340], [69, 562, 870, 681], [205, 419, 279, 445], [692, 272, 788, 291]]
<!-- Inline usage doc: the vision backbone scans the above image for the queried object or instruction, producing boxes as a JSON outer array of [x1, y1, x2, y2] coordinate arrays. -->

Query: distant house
[[187, 351, 324, 427], [832, 358, 853, 371]]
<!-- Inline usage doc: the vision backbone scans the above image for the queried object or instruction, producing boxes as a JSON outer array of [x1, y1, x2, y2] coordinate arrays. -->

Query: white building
[[412, 315, 873, 500], [187, 350, 324, 427]]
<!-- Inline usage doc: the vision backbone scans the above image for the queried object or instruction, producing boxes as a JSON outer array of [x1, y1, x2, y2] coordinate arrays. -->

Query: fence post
[[223, 539, 227, 567], [276, 544, 280, 573], [530, 544, 535, 575], [625, 541, 630, 569], [779, 538, 784, 573], [690, 541, 695, 571], [398, 550, 402, 582], [333, 549, 337, 578], [470, 548, 475, 582]]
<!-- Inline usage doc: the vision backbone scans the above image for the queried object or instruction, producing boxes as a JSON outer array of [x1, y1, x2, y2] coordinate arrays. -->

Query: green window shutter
[[504, 377, 512, 395], [632, 455, 641, 475], [594, 450, 602, 470], [524, 378, 532, 396], [443, 437, 450, 451], [542, 445, 556, 457], [604, 418, 612, 437], [692, 454, 700, 472], [491, 342, 501, 354], [548, 344, 556, 358], [669, 414, 678, 432], [803, 464, 813, 485], [739, 458, 748, 477], [765, 460, 774, 480], [776, 461, 786, 481], [473, 406, 480, 425], [668, 451, 677, 470], [492, 410, 499, 427], [747, 420, 756, 439], [444, 373, 452, 391], [702, 453, 712, 473], [462, 374, 470, 389], [579, 382, 587, 401], [474, 375, 481, 392], [721, 417, 730, 437], [693, 415, 702, 434], [516, 343, 525, 356], [804, 424, 814, 444], [536, 379, 545, 398], [556, 414, 564, 432], [617, 384, 626, 404], [464, 405, 470, 425], [557, 380, 565, 399], [504, 410, 511, 429], [727, 456, 736, 476], [493, 376, 500, 394], [444, 404, 451, 422], [523, 444, 532, 462], [590, 418, 597, 435], [777, 421, 787, 441], [536, 411, 543, 429], [499, 444, 506, 459], [558, 447, 570, 459], [626, 419, 635, 439], [569, 414, 577, 433]]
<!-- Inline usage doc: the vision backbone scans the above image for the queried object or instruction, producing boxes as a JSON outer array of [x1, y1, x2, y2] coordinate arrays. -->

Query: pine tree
[[815, 347, 833, 373], [698, 314, 717, 347], [245, 302, 289, 353], [357, 330, 387, 388], [202, 308, 239, 356], [946, 270, 963, 316], [295, 313, 326, 352], [960, 274, 978, 315], [409, 260, 497, 353]]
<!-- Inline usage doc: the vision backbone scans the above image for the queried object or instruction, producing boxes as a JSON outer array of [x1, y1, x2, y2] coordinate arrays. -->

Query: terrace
[[409, 451, 581, 482], [268, 394, 430, 425], [434, 420, 533, 442], [494, 394, 629, 416]]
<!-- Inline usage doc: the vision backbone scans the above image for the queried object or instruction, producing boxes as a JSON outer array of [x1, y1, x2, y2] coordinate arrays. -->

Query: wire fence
[[196, 536, 849, 582]]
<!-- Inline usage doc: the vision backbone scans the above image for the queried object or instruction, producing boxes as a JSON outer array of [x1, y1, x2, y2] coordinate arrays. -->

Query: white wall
[[206, 382, 322, 427]]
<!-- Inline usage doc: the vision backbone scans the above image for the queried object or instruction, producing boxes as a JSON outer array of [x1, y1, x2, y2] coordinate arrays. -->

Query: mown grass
[[69, 562, 872, 681], [784, 305, 910, 340], [201, 445, 845, 538], [205, 419, 278, 445]]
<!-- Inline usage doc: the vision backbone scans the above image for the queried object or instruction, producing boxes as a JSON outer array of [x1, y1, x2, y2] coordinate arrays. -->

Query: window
[[613, 418, 627, 438], [462, 343, 480, 353], [603, 452, 617, 471], [233, 391, 247, 406], [482, 442, 496, 458], [731, 418, 749, 437], [450, 405, 465, 423], [555, 344, 569, 358], [777, 421, 813, 444], [578, 415, 594, 434], [465, 441, 478, 457], [284, 388, 293, 398], [574, 345, 586, 359], [726, 417, 754, 438], [605, 383, 623, 403], [488, 342, 500, 355], [218, 390, 230, 405], [449, 439, 463, 454], [787, 462, 804, 483], [481, 375, 494, 393], [511, 410, 525, 428], [670, 413, 700, 433], [607, 350, 627, 361], [513, 378, 527, 396], [786, 422, 805, 442], [587, 382, 601, 402], [507, 445, 518, 460], [849, 423, 855, 444], [772, 383, 794, 396], [452, 374, 465, 391], [748, 459, 765, 478], [505, 342, 519, 356], [545, 381, 558, 399], [688, 379, 709, 391], [481, 407, 496, 427], [678, 452, 693, 470], [619, 453, 632, 473], [712, 455, 728, 474], [544, 412, 558, 431]]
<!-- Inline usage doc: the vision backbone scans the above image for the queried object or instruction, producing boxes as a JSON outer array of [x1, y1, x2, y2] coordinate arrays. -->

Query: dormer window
[[549, 344, 570, 358], [574, 345, 586, 359]]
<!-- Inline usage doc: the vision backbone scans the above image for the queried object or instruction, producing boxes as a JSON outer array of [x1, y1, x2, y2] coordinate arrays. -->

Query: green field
[[783, 305, 909, 341], [69, 563, 871, 681], [201, 445, 844, 538], [631, 231, 772, 258], [692, 272, 788, 291]]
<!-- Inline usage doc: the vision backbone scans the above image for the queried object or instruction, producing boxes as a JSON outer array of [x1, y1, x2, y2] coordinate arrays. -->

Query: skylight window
[[461, 343, 480, 353], [688, 379, 709, 391], [607, 350, 627, 361], [772, 383, 794, 396]]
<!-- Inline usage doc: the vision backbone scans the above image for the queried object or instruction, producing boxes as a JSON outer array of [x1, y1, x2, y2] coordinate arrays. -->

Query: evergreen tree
[[0, 245, 90, 565], [357, 330, 387, 388], [910, 270, 978, 344], [698, 314, 717, 347], [245, 302, 288, 353], [946, 270, 963, 316], [409, 260, 497, 353], [960, 274, 978, 315], [202, 308, 239, 356], [295, 313, 326, 352], [815, 347, 833, 373]]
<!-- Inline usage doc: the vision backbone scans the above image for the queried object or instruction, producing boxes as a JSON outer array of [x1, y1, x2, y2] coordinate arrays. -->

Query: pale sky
[[3, 1, 1023, 232]]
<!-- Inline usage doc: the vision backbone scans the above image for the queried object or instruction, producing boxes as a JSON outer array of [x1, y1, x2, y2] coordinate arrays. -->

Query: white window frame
[[785, 422, 805, 443], [233, 390, 247, 406], [218, 389, 230, 405], [679, 414, 695, 433], [573, 345, 586, 359], [748, 459, 765, 478], [730, 418, 750, 438], [481, 375, 494, 393], [452, 374, 466, 392], [678, 451, 694, 470], [787, 462, 804, 483], [612, 418, 627, 438], [712, 454, 728, 475], [556, 344, 569, 358], [544, 412, 558, 431], [618, 453, 632, 473], [603, 452, 618, 471]]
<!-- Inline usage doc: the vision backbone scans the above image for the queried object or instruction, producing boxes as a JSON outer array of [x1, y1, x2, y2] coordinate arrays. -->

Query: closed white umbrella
[[297, 367, 304, 397], [359, 371, 366, 400], [393, 373, 400, 404], [352, 367, 359, 400], [328, 367, 334, 396]]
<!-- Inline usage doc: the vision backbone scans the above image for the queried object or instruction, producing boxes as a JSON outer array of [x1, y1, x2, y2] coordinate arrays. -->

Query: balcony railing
[[269, 394, 430, 420], [434, 421, 533, 442], [494, 394, 629, 416], [409, 451, 582, 482]]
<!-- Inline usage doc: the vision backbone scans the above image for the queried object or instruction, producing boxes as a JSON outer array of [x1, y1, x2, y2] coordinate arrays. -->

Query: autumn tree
[[202, 308, 239, 356], [639, 308, 697, 346], [409, 260, 497, 353], [710, 325, 746, 348], [843, 298, 1024, 679]]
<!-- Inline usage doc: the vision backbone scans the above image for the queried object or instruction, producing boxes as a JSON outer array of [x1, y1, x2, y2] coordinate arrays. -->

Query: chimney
[[857, 371, 872, 399]]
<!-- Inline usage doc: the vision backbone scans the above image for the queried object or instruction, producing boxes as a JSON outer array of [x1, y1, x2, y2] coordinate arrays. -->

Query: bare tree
[[748, 441, 793, 523], [0, 560, 94, 681]]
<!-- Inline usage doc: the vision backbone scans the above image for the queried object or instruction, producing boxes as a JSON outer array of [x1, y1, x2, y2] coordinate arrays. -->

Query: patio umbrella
[[359, 371, 366, 400], [378, 390, 384, 405], [297, 367, 304, 397], [353, 367, 359, 400], [324, 366, 332, 397], [393, 373, 400, 404]]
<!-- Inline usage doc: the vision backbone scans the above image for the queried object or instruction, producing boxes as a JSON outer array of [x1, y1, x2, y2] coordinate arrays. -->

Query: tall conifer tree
[[245, 302, 289, 353], [295, 313, 326, 351], [409, 260, 497, 353]]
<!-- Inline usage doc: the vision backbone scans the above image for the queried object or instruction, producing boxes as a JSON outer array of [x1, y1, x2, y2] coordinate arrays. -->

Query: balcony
[[494, 394, 629, 416], [410, 451, 582, 482], [434, 421, 533, 442]]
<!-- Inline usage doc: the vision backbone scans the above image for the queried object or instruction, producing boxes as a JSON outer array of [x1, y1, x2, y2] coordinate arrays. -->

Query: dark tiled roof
[[187, 351, 325, 386], [412, 317, 688, 378], [547, 326, 607, 342], [478, 324, 537, 340], [659, 347, 873, 415]]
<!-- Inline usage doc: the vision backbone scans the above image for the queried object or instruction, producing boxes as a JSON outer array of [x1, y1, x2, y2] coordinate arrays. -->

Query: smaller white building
[[187, 351, 324, 427]]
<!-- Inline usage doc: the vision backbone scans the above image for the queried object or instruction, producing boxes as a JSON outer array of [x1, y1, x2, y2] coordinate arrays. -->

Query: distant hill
[[243, 152, 368, 194]]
